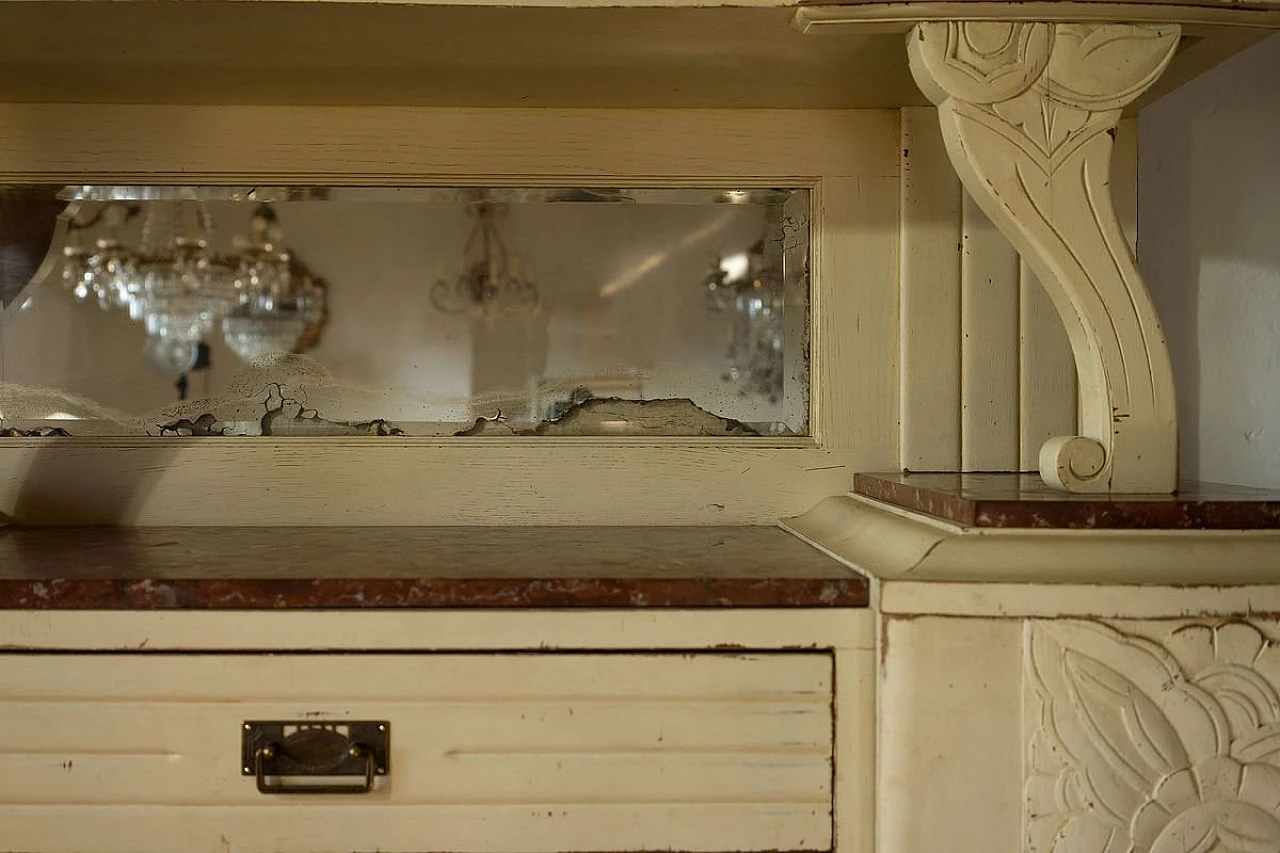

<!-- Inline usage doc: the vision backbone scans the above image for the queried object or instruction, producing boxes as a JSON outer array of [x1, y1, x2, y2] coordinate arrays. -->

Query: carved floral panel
[[1025, 618, 1280, 852]]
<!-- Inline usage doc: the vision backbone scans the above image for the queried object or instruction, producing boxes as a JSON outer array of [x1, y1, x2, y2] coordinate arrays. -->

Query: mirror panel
[[0, 186, 810, 437]]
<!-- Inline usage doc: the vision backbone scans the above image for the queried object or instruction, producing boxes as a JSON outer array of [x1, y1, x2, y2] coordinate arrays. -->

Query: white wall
[[1139, 32, 1280, 488]]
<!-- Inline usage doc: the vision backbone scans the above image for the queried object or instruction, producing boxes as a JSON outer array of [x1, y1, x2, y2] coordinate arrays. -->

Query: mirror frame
[[0, 103, 897, 525]]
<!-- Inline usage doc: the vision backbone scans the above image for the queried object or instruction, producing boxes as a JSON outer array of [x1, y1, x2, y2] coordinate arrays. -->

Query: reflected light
[[719, 252, 750, 281], [43, 412, 79, 420], [598, 210, 737, 299]]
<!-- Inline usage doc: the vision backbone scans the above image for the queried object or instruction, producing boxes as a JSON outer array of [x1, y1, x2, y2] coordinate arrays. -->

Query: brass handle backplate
[[241, 721, 389, 795]]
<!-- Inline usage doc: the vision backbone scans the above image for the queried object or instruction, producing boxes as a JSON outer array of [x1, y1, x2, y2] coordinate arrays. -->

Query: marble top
[[0, 526, 867, 610], [854, 472, 1280, 529]]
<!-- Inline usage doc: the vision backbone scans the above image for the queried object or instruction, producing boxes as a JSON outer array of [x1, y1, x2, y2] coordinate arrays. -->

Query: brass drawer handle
[[242, 721, 389, 795]]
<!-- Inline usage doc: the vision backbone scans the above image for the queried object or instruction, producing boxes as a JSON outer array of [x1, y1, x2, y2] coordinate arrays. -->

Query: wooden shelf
[[0, 1, 1271, 109], [0, 525, 868, 609]]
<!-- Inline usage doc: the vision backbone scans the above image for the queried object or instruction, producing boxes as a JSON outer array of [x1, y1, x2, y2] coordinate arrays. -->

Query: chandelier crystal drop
[[221, 206, 325, 363], [61, 199, 328, 377], [703, 238, 785, 404]]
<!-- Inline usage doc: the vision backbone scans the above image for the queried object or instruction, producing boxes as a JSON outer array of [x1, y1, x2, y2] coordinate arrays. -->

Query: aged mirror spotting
[[0, 186, 809, 438]]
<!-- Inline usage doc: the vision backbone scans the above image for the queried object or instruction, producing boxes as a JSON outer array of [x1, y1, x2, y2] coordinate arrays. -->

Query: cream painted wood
[[0, 608, 876, 652], [1017, 118, 1133, 468], [909, 22, 1181, 493], [878, 581, 1280, 618], [0, 612, 876, 853], [4, 3, 1273, 111], [877, 616, 1024, 852], [900, 107, 1108, 474], [0, 653, 833, 852], [1, 808, 818, 853], [873, 613, 1280, 853], [1025, 617, 1280, 851], [833, 646, 876, 853], [960, 191, 1021, 470], [813, 175, 900, 460], [1019, 261, 1077, 470], [783, 495, 1280, 586], [0, 105, 897, 525], [888, 140, 955, 464], [0, 105, 895, 183], [899, 106, 962, 471]]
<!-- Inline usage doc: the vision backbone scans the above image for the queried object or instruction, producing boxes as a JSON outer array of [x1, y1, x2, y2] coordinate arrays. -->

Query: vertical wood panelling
[[899, 107, 962, 471], [960, 194, 1020, 470], [899, 108, 1138, 473]]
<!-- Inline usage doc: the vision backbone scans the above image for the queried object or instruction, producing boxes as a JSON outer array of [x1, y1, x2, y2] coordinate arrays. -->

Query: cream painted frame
[[0, 609, 876, 853], [0, 104, 899, 525]]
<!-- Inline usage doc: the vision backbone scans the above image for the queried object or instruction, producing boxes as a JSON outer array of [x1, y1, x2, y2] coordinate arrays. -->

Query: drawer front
[[0, 652, 833, 853]]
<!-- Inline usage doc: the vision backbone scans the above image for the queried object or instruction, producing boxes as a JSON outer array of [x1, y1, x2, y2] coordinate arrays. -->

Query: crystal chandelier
[[430, 203, 539, 317], [222, 206, 325, 363], [704, 238, 785, 404], [62, 200, 326, 376]]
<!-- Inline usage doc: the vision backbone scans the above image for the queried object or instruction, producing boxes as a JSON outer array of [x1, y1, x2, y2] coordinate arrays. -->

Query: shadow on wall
[[1139, 31, 1280, 488]]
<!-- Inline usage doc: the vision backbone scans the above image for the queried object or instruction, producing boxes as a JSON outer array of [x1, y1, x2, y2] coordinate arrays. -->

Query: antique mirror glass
[[0, 185, 809, 437]]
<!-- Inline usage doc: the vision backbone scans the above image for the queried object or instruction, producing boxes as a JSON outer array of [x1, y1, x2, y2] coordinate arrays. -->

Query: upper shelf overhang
[[0, 1, 1272, 109]]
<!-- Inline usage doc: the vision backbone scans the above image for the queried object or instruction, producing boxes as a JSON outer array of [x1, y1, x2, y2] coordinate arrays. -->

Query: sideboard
[[0, 2, 1278, 851]]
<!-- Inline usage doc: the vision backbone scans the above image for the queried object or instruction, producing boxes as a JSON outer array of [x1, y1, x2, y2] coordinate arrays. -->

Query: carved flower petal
[[1166, 624, 1218, 678], [1233, 723, 1280, 765], [1132, 776, 1183, 851], [1157, 799, 1280, 850], [1030, 620, 1230, 770], [1026, 773, 1065, 817], [1217, 623, 1269, 667], [1045, 23, 1180, 111], [1054, 812, 1130, 853]]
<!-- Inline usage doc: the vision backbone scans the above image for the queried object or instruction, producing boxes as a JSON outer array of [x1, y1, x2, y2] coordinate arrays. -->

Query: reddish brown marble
[[0, 526, 867, 609], [854, 472, 1280, 530]]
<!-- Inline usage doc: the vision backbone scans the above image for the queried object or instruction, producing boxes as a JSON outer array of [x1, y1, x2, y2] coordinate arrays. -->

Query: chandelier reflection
[[704, 239, 785, 404], [431, 203, 539, 317], [61, 201, 326, 377]]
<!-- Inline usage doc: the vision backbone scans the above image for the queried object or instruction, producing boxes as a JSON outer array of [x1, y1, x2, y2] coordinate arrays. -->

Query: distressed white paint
[[0, 608, 875, 652], [878, 616, 1023, 852], [960, 192, 1020, 470], [783, 495, 1280, 586], [899, 108, 1114, 474], [0, 653, 833, 851], [0, 105, 899, 526], [1025, 618, 1280, 851], [900, 106, 962, 471]]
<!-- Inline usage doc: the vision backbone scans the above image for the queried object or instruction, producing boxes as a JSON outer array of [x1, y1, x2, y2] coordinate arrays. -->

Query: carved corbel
[[908, 22, 1180, 493]]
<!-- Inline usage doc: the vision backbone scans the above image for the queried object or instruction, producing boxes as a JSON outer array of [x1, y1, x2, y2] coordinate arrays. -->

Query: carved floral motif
[[909, 22, 1180, 493], [1025, 620, 1280, 852]]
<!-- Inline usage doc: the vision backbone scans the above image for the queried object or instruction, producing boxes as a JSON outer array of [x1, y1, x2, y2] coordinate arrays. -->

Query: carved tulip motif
[[1025, 620, 1280, 852]]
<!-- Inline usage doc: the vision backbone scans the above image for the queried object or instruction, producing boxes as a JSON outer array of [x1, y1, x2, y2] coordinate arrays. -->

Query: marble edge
[[852, 473, 1280, 530], [0, 576, 871, 610]]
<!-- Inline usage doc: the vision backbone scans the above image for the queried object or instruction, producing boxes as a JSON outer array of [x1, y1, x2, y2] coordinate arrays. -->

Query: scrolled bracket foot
[[908, 20, 1181, 493]]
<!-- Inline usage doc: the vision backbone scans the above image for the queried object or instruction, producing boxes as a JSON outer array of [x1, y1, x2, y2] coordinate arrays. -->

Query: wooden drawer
[[0, 652, 833, 853]]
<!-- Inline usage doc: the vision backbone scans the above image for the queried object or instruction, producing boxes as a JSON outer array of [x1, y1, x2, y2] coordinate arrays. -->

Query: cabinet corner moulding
[[1024, 618, 1280, 852], [907, 20, 1180, 493]]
